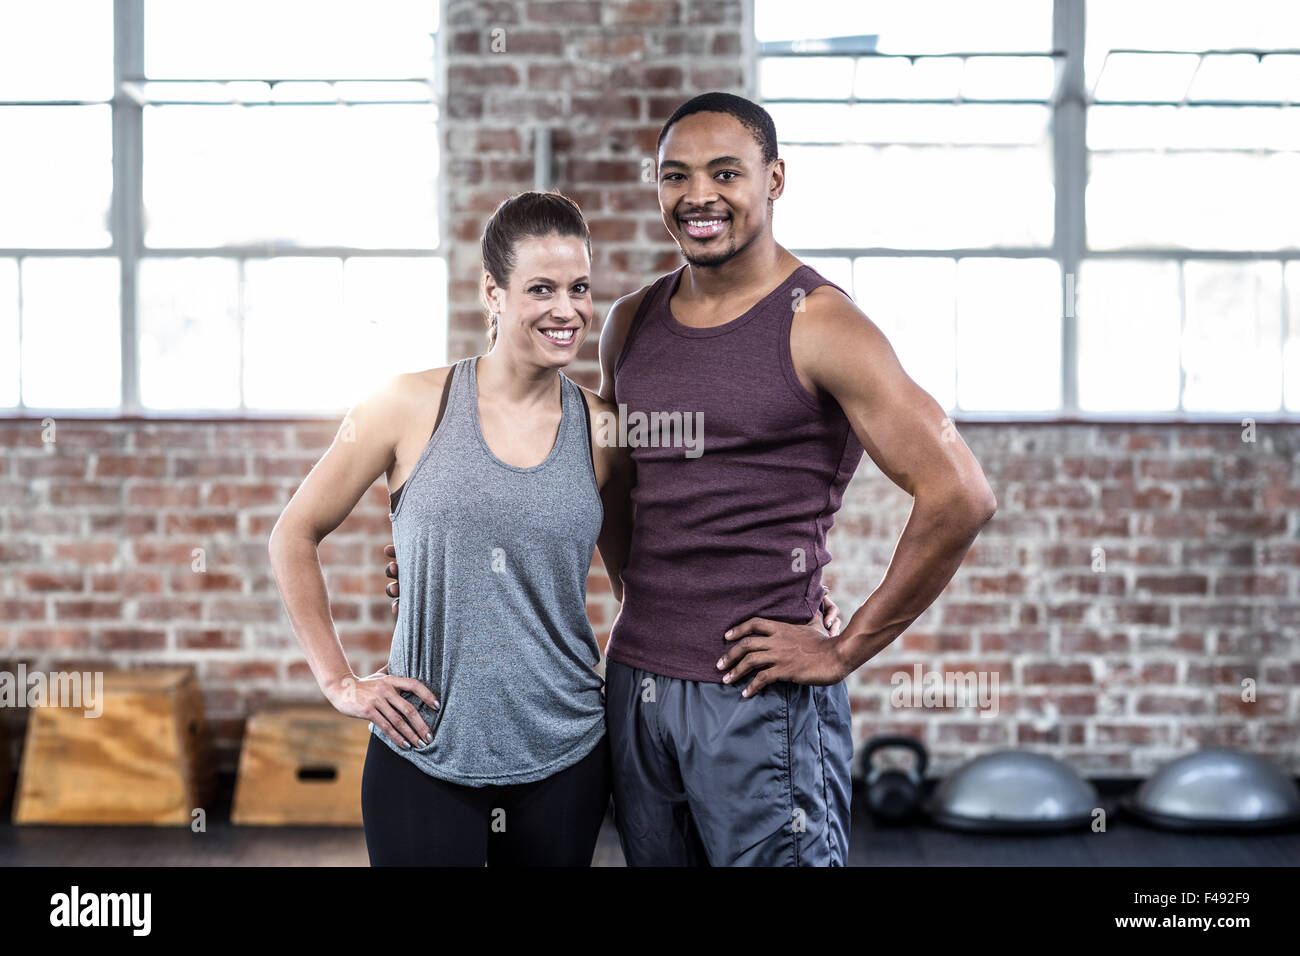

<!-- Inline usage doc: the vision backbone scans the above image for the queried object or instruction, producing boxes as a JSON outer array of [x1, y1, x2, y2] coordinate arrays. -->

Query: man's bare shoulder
[[602, 281, 656, 339]]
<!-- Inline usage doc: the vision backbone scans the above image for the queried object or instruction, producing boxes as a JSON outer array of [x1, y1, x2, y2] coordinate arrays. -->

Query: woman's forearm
[[269, 528, 356, 700], [597, 482, 633, 604]]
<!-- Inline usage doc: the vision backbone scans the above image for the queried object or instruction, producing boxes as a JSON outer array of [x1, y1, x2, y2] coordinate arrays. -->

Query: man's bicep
[[805, 306, 983, 501]]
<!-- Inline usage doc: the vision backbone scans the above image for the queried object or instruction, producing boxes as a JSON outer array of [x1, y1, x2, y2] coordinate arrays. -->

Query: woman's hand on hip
[[326, 673, 439, 750]]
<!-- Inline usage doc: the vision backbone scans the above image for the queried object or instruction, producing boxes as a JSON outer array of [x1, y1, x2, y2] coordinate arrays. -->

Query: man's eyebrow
[[658, 155, 747, 170]]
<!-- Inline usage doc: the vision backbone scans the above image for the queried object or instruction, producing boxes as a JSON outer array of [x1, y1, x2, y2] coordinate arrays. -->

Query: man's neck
[[679, 239, 800, 303]]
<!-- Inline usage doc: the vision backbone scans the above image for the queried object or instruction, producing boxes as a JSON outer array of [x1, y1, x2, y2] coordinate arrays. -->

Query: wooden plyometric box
[[232, 704, 370, 826], [13, 667, 215, 825]]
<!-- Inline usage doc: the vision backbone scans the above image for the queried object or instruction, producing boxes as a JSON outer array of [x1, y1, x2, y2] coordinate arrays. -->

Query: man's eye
[[718, 171, 738, 181], [573, 283, 589, 294]]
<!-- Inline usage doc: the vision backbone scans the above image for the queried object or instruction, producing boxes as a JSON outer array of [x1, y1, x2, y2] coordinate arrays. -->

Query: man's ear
[[768, 157, 786, 202]]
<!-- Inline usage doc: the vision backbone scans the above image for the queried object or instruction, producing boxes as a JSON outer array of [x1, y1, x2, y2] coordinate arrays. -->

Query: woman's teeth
[[542, 328, 575, 343]]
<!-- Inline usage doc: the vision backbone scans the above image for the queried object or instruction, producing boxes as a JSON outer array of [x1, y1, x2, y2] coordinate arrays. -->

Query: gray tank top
[[369, 355, 606, 785]]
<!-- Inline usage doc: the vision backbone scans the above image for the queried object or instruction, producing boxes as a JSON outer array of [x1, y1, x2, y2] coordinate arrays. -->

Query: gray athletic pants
[[605, 658, 853, 866]]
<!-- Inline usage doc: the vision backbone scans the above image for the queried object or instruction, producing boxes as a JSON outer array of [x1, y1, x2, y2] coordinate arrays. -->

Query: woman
[[268, 191, 635, 866]]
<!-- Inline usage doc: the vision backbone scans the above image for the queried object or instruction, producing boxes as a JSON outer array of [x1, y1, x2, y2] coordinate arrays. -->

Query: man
[[390, 92, 997, 866]]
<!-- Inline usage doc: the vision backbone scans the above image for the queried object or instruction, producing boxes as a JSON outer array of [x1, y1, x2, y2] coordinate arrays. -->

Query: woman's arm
[[595, 440, 634, 605], [580, 388, 633, 604], [267, 375, 440, 749]]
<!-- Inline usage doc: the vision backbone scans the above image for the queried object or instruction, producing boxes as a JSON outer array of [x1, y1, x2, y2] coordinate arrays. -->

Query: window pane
[[776, 142, 1052, 249], [1189, 53, 1292, 102], [343, 256, 448, 397], [854, 56, 963, 100], [145, 0, 439, 80], [759, 57, 855, 99], [961, 55, 1056, 101], [955, 258, 1060, 411], [243, 258, 347, 411], [854, 257, 957, 410], [138, 258, 241, 410], [1086, 0, 1300, 92], [1182, 261, 1283, 412], [0, 0, 113, 101], [1089, 105, 1300, 151], [0, 260, 17, 406], [1093, 53, 1201, 102], [770, 103, 1049, 145], [0, 106, 112, 247], [1088, 150, 1300, 251], [1076, 260, 1181, 411], [144, 105, 438, 248], [21, 258, 120, 409], [756, 0, 1052, 53], [242, 256, 446, 411]]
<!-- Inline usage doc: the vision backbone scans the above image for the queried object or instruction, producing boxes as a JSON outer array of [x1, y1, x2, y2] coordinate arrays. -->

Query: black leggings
[[360, 732, 612, 866]]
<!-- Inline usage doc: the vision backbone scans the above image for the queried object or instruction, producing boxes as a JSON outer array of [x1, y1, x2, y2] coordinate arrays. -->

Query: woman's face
[[485, 233, 593, 368]]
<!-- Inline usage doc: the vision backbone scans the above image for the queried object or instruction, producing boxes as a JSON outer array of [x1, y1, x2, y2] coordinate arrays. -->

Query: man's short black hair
[[657, 91, 779, 166]]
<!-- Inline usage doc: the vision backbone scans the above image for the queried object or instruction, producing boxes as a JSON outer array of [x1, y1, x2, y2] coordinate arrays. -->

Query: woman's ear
[[482, 271, 504, 316]]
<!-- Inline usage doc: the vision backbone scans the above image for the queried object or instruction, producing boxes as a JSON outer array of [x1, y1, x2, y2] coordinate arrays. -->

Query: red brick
[[132, 541, 206, 564], [13, 455, 90, 478], [204, 483, 283, 508], [93, 455, 167, 478], [54, 599, 123, 620], [19, 571, 84, 592], [0, 541, 41, 562], [134, 598, 203, 621], [525, 1, 600, 23], [168, 571, 245, 593], [173, 455, 248, 478], [14, 627, 92, 650], [164, 513, 239, 534], [52, 540, 119, 563], [177, 628, 244, 650], [49, 483, 120, 507], [1022, 662, 1094, 684], [98, 628, 167, 650], [0, 599, 47, 620], [606, 0, 679, 25], [90, 571, 164, 594]]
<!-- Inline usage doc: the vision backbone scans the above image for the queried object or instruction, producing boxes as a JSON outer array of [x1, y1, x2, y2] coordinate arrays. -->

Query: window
[[756, 0, 1300, 419], [0, 0, 446, 416]]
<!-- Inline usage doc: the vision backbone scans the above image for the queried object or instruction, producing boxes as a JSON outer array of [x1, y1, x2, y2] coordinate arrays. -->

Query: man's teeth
[[687, 219, 724, 226], [542, 329, 574, 341]]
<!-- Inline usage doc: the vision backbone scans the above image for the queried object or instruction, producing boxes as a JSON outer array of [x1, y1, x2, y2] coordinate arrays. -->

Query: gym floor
[[2, 786, 1297, 866]]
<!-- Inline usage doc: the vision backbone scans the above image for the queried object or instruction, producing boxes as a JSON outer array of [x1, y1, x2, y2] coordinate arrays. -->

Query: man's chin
[[681, 245, 737, 268]]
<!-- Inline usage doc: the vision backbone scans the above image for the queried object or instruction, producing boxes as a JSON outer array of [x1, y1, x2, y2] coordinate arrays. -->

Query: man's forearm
[[268, 530, 357, 698], [833, 490, 995, 674]]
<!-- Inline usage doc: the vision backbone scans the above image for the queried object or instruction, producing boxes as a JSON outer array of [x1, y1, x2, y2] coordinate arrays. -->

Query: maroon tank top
[[607, 261, 865, 683]]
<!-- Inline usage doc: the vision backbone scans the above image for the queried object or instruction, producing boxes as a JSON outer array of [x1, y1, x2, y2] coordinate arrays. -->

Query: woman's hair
[[480, 190, 591, 348]]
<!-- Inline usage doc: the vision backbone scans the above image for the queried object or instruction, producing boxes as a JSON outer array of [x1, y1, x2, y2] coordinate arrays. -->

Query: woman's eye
[[529, 285, 551, 294]]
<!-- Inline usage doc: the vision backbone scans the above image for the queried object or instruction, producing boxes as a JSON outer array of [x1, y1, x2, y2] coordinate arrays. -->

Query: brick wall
[[1, 0, 1297, 779]]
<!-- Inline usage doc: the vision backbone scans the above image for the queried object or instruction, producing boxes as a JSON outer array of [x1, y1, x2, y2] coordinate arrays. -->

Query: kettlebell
[[860, 735, 927, 824]]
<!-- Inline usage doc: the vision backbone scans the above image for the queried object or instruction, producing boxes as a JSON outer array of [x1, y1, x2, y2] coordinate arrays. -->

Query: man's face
[[656, 112, 781, 268]]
